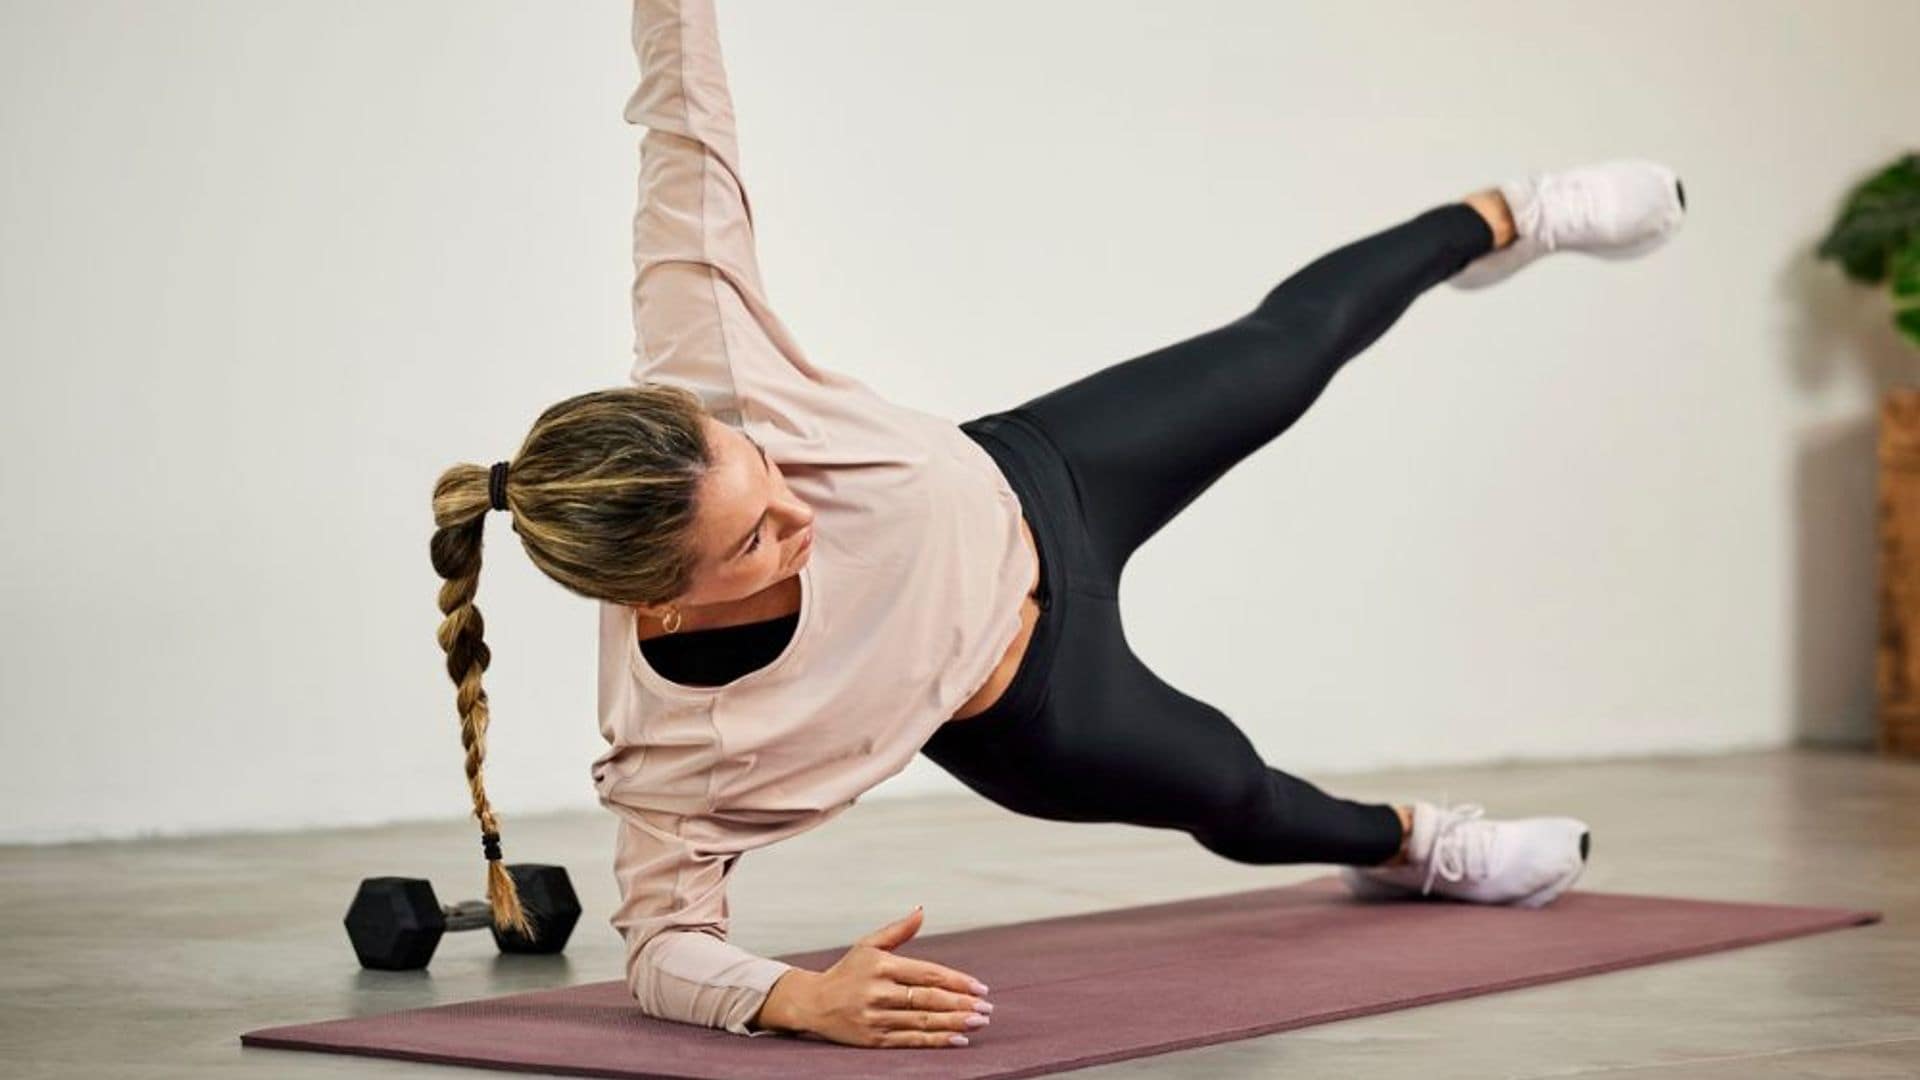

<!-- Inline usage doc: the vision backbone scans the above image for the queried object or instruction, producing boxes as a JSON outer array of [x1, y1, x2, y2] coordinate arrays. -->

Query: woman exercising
[[429, 0, 1686, 1049]]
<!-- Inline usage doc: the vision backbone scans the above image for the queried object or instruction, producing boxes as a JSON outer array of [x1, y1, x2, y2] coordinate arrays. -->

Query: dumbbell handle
[[440, 899, 498, 933]]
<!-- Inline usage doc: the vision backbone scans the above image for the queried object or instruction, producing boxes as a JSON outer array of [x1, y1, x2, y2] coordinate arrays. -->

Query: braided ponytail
[[428, 462, 535, 940]]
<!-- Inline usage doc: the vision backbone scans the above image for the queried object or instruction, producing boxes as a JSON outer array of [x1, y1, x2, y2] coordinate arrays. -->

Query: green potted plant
[[1817, 152, 1920, 345], [1823, 152, 1920, 756]]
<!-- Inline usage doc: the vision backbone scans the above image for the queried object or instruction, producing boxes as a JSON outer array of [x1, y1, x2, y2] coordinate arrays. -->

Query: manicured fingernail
[[949, 1034, 969, 1046], [974, 1000, 993, 1013], [970, 980, 989, 994]]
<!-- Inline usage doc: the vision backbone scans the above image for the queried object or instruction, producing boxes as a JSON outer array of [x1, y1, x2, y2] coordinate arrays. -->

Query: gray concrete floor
[[2, 745, 1916, 1079]]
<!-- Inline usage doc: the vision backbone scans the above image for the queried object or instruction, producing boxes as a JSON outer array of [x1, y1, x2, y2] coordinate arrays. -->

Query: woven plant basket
[[1877, 387, 1920, 757]]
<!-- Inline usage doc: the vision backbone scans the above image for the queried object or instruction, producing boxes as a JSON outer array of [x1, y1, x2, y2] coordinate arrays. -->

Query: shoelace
[[1421, 793, 1495, 896], [1533, 171, 1603, 255]]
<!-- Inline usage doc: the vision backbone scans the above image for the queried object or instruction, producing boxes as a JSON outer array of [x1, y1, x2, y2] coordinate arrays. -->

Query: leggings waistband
[[961, 409, 1104, 597], [955, 410, 1088, 725]]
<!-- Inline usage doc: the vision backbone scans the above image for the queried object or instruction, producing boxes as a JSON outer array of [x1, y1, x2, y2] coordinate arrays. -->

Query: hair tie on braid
[[481, 830, 503, 862], [487, 461, 511, 512]]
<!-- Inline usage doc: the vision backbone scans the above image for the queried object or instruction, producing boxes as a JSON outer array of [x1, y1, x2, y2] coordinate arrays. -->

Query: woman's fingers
[[869, 1005, 985, 1033], [877, 981, 985, 1017], [871, 982, 990, 1047], [878, 1029, 975, 1048], [880, 955, 990, 997], [865, 957, 993, 1045]]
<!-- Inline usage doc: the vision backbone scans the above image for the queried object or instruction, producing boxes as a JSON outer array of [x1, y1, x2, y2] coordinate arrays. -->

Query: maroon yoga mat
[[240, 874, 1882, 1080]]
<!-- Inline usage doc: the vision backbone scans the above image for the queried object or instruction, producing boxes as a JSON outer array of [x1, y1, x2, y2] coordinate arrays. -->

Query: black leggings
[[920, 202, 1496, 867]]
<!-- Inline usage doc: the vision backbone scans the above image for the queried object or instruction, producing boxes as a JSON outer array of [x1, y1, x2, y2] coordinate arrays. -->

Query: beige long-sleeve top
[[589, 0, 1036, 1037]]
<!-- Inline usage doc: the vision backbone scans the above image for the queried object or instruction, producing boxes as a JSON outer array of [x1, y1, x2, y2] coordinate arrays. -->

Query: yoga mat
[[240, 874, 1882, 1080]]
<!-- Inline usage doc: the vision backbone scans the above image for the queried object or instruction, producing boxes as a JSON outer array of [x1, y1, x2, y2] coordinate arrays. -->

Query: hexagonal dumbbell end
[[344, 877, 448, 971], [484, 864, 581, 955]]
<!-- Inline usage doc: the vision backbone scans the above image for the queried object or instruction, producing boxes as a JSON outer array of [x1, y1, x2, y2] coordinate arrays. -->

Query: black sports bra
[[638, 612, 799, 687]]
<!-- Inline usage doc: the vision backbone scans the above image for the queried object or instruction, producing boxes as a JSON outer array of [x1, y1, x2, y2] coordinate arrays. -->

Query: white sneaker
[[1339, 797, 1591, 909], [1449, 158, 1687, 290]]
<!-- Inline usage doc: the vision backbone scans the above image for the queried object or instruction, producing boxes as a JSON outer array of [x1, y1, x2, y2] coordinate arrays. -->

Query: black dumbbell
[[344, 863, 582, 970]]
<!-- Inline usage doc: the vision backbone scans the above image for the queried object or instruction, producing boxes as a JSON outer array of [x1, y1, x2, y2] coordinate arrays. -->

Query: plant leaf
[[1891, 237, 1920, 300], [1896, 306, 1920, 351], [1816, 153, 1920, 285]]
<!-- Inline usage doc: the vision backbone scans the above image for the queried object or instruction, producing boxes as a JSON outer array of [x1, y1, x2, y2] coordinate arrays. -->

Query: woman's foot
[[1449, 158, 1688, 290], [1340, 798, 1592, 908]]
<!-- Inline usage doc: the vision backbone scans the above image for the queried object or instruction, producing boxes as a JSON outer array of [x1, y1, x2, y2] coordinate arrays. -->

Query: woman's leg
[[1010, 201, 1498, 583], [1079, 600, 1408, 866], [923, 587, 1407, 867]]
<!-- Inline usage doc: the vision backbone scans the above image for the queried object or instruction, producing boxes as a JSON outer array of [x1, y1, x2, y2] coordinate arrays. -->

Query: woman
[[429, 0, 1686, 1050]]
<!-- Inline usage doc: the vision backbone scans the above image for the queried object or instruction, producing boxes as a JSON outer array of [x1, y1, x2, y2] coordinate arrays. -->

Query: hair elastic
[[488, 461, 510, 512]]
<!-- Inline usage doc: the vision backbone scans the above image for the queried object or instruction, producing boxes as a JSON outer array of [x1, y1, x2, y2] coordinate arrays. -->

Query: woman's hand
[[798, 906, 995, 1048]]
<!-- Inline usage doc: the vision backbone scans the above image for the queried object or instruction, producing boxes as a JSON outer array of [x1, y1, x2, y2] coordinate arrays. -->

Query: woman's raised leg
[[1010, 201, 1500, 583]]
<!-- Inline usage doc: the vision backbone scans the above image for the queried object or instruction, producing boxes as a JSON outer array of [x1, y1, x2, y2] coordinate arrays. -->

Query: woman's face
[[644, 415, 816, 615]]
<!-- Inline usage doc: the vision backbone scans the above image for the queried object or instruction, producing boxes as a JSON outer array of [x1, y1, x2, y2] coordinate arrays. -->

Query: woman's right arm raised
[[624, 0, 851, 426]]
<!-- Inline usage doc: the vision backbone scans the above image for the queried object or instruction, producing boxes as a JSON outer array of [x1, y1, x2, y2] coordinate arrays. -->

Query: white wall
[[3, 0, 1914, 844]]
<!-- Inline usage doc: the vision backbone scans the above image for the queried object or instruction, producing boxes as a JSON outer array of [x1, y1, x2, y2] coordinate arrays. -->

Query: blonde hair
[[428, 384, 714, 936]]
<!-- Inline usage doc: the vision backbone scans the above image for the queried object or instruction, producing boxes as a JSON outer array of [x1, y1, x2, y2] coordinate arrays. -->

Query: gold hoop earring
[[662, 607, 682, 634]]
